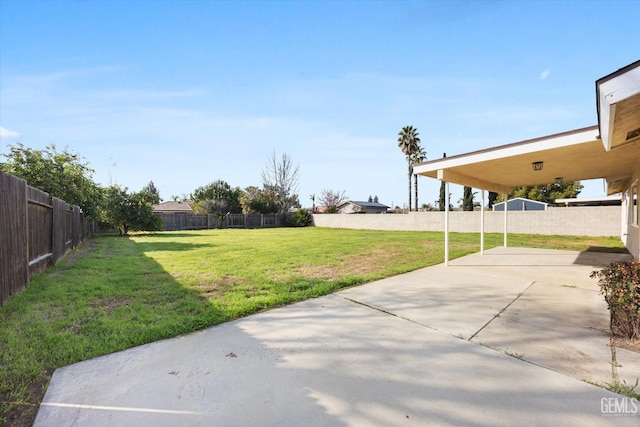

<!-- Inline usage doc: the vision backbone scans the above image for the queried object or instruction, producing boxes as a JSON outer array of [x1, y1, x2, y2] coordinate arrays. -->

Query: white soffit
[[597, 62, 640, 151]]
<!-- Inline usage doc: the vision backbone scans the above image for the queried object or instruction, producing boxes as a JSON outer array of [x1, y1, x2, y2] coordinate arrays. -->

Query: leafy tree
[[102, 186, 162, 235], [1, 143, 102, 220], [141, 180, 161, 204], [499, 181, 583, 204], [192, 200, 233, 220], [261, 151, 300, 213], [397, 126, 421, 211], [319, 189, 347, 213], [240, 186, 279, 214], [191, 179, 242, 215]]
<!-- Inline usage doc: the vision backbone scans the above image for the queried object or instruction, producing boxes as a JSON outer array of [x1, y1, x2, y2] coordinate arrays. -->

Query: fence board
[[1, 172, 29, 303], [156, 212, 285, 230], [51, 197, 67, 264], [1, 171, 93, 305], [27, 186, 53, 276]]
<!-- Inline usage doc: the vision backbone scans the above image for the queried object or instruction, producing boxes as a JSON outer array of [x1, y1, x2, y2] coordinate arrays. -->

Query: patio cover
[[412, 125, 640, 196], [412, 61, 640, 265]]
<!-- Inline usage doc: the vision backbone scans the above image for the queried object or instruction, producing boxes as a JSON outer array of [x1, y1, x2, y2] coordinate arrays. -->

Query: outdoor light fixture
[[555, 177, 563, 185], [532, 161, 543, 171]]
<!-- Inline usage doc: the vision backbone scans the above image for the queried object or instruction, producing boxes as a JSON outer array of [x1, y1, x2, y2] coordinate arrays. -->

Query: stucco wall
[[621, 168, 640, 258], [312, 206, 621, 237]]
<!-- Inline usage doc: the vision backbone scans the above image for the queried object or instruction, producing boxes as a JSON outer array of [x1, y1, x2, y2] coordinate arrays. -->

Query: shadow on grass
[[133, 241, 214, 252], [140, 232, 210, 238]]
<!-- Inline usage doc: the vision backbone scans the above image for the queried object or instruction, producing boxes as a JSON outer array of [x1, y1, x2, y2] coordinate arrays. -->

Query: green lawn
[[0, 228, 627, 425]]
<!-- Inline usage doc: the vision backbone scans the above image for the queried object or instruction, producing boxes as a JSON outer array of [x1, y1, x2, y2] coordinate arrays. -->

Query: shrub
[[591, 259, 640, 340], [289, 209, 313, 227]]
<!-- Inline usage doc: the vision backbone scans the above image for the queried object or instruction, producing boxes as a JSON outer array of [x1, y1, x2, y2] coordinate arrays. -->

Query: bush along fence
[[155, 213, 288, 231], [0, 171, 94, 305]]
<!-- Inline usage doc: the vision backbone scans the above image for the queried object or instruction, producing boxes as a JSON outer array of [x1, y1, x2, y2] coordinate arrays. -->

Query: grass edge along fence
[[0, 171, 94, 305]]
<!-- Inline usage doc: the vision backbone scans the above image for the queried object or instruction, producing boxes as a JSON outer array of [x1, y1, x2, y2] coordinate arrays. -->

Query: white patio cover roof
[[413, 125, 640, 195]]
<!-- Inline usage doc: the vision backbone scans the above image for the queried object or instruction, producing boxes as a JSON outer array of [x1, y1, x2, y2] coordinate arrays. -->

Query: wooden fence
[[0, 171, 93, 305], [156, 213, 287, 231]]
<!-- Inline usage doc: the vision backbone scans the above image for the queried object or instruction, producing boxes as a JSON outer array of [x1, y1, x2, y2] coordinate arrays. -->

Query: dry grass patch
[[193, 275, 244, 298], [294, 246, 423, 280]]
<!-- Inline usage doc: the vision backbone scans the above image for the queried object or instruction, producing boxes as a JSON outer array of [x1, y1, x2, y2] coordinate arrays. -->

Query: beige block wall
[[312, 206, 621, 236]]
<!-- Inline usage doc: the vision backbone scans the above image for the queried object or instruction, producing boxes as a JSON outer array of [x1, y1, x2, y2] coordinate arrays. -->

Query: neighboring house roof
[[337, 201, 390, 209], [555, 195, 622, 206], [492, 198, 548, 211], [152, 200, 194, 212]]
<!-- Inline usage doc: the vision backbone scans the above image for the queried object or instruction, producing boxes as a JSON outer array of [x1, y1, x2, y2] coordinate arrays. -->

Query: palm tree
[[397, 126, 420, 212], [411, 146, 427, 211]]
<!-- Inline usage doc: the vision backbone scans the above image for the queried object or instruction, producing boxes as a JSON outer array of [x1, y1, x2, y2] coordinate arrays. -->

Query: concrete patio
[[34, 247, 639, 426]]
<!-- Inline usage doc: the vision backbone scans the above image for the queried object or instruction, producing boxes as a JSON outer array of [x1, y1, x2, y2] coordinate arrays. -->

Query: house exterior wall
[[338, 203, 359, 214], [313, 206, 620, 236], [360, 207, 387, 214], [153, 209, 195, 214], [621, 167, 640, 258]]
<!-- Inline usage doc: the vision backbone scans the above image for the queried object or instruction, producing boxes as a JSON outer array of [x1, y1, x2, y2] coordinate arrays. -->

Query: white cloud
[[0, 126, 20, 139], [540, 69, 551, 80]]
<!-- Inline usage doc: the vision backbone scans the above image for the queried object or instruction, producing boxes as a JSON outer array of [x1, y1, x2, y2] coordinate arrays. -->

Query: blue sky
[[1, 0, 638, 208]]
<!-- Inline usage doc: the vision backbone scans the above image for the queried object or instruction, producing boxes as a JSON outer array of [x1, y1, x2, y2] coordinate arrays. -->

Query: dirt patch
[[1, 367, 53, 427], [193, 275, 242, 298], [94, 296, 131, 314], [63, 239, 99, 265], [294, 264, 342, 280], [613, 336, 640, 354]]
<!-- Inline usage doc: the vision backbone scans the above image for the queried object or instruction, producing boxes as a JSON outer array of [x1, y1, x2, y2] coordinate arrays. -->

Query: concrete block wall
[[312, 206, 620, 237]]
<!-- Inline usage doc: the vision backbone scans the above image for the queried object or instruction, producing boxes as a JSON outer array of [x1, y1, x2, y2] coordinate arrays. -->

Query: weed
[[504, 349, 525, 360], [604, 378, 640, 399]]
